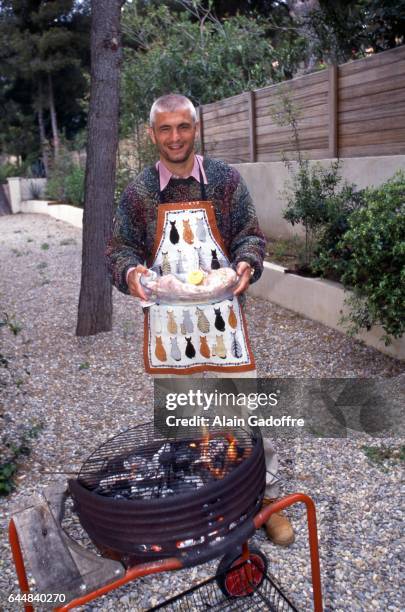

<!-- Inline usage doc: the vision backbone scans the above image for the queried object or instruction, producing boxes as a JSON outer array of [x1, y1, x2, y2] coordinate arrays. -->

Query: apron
[[143, 169, 256, 375]]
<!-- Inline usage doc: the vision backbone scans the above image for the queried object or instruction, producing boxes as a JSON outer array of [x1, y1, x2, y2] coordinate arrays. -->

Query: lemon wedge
[[187, 270, 204, 285]]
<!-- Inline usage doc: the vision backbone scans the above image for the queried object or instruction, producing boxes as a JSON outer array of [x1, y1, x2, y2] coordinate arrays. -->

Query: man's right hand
[[127, 265, 149, 300]]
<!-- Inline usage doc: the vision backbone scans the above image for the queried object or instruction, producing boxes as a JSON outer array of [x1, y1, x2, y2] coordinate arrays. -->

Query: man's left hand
[[233, 261, 253, 296]]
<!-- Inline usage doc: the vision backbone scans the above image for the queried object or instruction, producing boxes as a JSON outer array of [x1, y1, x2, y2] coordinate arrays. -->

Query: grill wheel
[[216, 545, 268, 598]]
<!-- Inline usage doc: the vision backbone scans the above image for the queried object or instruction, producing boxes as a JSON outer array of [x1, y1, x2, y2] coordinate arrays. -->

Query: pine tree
[[0, 1, 90, 168]]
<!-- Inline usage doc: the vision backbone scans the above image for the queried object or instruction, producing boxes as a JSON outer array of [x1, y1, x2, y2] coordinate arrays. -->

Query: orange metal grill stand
[[9, 492, 323, 612]]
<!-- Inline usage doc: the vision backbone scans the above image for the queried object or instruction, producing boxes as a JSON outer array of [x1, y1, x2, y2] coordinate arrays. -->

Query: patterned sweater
[[106, 157, 266, 294]]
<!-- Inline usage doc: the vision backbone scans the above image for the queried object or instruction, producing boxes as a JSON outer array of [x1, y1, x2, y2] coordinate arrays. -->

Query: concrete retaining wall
[[7, 177, 47, 213], [234, 155, 405, 239], [19, 200, 49, 214], [18, 200, 83, 228], [47, 204, 83, 228], [248, 263, 404, 360]]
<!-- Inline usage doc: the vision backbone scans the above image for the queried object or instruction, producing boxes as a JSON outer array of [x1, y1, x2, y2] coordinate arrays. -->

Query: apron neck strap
[[159, 158, 207, 203]]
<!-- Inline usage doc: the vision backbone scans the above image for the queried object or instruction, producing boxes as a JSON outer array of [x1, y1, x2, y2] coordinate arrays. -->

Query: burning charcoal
[[170, 480, 197, 495], [208, 438, 229, 454], [99, 473, 130, 490], [212, 454, 225, 470], [158, 450, 176, 466], [151, 443, 171, 470], [130, 490, 149, 500], [114, 490, 131, 500], [172, 442, 199, 469], [236, 445, 245, 459], [123, 455, 149, 472], [174, 453, 194, 470], [183, 475, 204, 489], [156, 442, 175, 464], [131, 472, 150, 483], [160, 442, 172, 455], [156, 485, 174, 498]]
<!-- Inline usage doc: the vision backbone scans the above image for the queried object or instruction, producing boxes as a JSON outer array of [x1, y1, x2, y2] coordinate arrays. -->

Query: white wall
[[234, 155, 405, 239], [7, 177, 47, 212]]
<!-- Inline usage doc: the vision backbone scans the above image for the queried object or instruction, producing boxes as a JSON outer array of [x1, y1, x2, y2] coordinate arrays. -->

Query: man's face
[[149, 108, 198, 165]]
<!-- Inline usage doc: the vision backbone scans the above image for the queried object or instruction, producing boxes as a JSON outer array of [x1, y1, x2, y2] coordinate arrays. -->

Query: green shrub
[[64, 165, 85, 207], [311, 183, 365, 280], [0, 162, 27, 183], [45, 147, 85, 207], [338, 172, 405, 343], [0, 423, 43, 496], [45, 148, 72, 202], [282, 159, 363, 269], [114, 162, 134, 208]]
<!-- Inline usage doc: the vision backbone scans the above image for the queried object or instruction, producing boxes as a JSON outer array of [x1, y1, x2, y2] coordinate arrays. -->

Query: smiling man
[[149, 103, 197, 168], [106, 94, 294, 546]]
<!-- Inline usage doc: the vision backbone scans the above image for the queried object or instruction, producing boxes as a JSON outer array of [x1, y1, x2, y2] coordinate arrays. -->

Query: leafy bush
[[0, 161, 27, 183], [311, 184, 366, 280], [45, 146, 85, 207], [64, 165, 85, 207], [282, 159, 363, 269], [120, 3, 305, 137], [337, 172, 405, 343], [115, 162, 134, 208], [0, 423, 43, 496], [45, 147, 73, 202]]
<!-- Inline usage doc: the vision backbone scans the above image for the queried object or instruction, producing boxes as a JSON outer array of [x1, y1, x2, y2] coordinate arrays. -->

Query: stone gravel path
[[0, 214, 403, 612]]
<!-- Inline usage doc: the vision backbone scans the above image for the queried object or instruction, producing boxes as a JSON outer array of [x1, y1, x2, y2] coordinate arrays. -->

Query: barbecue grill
[[8, 422, 324, 611], [69, 422, 265, 567]]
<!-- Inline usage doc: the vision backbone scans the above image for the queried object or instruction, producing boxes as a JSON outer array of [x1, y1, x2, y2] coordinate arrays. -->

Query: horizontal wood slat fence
[[198, 45, 405, 163]]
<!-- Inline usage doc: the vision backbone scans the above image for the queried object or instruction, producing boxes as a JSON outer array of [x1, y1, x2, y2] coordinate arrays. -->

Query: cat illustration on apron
[[143, 165, 255, 374]]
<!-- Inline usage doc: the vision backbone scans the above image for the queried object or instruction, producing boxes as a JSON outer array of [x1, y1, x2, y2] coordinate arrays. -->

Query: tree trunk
[[48, 72, 60, 159], [0, 185, 12, 216], [76, 0, 123, 336], [288, 0, 320, 72], [37, 79, 49, 177]]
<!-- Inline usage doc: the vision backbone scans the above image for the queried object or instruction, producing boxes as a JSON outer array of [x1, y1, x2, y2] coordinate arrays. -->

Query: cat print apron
[[143, 169, 256, 375]]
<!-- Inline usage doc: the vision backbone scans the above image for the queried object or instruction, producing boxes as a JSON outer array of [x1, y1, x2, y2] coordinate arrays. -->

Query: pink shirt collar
[[156, 154, 208, 192]]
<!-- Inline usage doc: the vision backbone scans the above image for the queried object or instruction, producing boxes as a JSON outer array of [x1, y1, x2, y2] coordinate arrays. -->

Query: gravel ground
[[0, 213, 403, 612]]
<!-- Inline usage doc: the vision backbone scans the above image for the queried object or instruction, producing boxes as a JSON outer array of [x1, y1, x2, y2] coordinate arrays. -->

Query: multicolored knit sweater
[[106, 157, 266, 294]]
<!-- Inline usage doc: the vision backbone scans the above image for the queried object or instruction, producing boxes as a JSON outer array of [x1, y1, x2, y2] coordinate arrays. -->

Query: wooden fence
[[198, 45, 405, 163]]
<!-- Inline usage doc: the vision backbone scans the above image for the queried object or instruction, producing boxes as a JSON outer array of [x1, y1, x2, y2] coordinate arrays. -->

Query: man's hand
[[127, 265, 149, 300], [233, 261, 253, 296]]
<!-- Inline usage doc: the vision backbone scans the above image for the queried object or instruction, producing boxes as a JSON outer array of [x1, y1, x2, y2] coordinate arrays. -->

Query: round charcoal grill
[[69, 422, 266, 568]]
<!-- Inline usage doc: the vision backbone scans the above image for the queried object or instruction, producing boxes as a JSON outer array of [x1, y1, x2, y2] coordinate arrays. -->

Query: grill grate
[[78, 423, 256, 501]]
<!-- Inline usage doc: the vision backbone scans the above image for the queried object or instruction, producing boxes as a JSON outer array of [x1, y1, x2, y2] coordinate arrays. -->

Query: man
[[106, 93, 293, 545]]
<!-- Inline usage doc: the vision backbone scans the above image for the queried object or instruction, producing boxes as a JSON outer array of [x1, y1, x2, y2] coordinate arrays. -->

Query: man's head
[[148, 94, 199, 167]]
